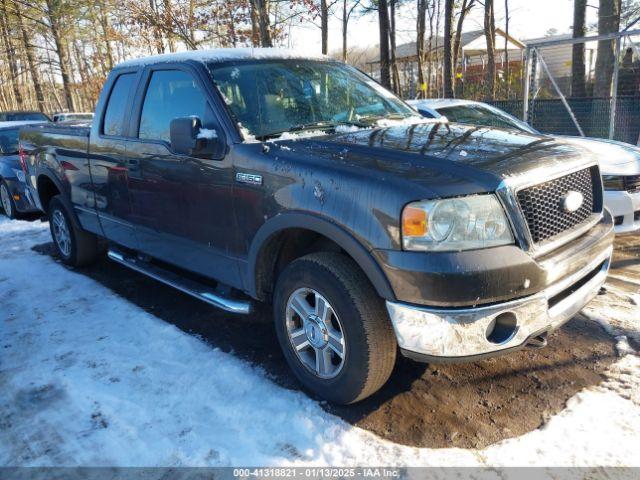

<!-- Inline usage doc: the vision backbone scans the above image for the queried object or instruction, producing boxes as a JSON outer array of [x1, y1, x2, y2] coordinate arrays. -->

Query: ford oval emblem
[[562, 191, 584, 213]]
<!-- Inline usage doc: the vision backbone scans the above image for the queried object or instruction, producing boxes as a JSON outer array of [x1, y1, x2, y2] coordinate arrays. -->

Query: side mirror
[[169, 116, 223, 158]]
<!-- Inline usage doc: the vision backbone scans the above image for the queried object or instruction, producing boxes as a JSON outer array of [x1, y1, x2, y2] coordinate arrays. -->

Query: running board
[[107, 249, 252, 315]]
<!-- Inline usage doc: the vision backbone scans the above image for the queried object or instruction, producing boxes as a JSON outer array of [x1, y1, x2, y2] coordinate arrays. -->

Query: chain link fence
[[393, 30, 640, 145], [502, 30, 640, 144]]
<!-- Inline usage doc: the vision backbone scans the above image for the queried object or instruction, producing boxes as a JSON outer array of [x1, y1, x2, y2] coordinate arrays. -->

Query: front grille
[[516, 167, 601, 244], [624, 175, 640, 193]]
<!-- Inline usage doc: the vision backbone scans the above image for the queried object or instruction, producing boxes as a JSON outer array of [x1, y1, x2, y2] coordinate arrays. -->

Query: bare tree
[[483, 0, 496, 100], [389, 0, 401, 93], [378, 0, 392, 88], [148, 0, 166, 53], [13, 0, 46, 111], [571, 0, 587, 97], [433, 0, 441, 94], [452, 0, 475, 93], [321, 0, 328, 54], [416, 0, 427, 97], [44, 0, 75, 110], [504, 0, 510, 97], [342, 0, 361, 62], [594, 0, 622, 97], [442, 0, 453, 97], [0, 0, 23, 106], [426, 0, 437, 95]]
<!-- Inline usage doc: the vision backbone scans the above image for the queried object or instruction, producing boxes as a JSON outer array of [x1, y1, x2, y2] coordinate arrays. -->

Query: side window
[[138, 70, 207, 143], [102, 73, 135, 136]]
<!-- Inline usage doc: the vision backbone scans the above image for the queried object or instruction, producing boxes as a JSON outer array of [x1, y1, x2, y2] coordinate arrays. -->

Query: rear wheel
[[1, 180, 17, 219], [273, 252, 397, 404], [48, 195, 102, 267]]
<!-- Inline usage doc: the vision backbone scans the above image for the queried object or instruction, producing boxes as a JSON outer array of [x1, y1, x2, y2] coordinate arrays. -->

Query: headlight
[[401, 194, 514, 251], [602, 175, 625, 191]]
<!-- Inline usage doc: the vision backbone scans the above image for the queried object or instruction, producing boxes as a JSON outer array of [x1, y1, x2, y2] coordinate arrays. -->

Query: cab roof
[[116, 48, 328, 69]]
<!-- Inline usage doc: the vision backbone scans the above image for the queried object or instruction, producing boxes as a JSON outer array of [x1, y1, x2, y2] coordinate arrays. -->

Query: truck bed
[[20, 123, 91, 163], [20, 123, 90, 139]]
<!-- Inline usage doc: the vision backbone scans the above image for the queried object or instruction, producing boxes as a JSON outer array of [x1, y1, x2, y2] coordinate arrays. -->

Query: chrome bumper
[[386, 246, 613, 360]]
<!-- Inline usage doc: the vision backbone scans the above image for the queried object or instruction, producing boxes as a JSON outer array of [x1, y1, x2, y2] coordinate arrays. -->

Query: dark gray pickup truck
[[20, 49, 614, 404]]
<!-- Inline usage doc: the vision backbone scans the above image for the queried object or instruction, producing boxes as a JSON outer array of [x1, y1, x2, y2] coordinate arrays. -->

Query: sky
[[288, 0, 600, 55]]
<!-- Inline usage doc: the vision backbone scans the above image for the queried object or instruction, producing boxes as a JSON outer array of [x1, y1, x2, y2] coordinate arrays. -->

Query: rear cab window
[[102, 73, 135, 136]]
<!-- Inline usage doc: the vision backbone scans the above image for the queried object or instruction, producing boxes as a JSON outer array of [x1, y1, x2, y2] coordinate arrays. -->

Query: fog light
[[486, 312, 518, 344]]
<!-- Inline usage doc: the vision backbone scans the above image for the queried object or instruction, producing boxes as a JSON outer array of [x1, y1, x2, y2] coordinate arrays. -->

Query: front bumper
[[386, 242, 613, 362], [605, 190, 640, 234]]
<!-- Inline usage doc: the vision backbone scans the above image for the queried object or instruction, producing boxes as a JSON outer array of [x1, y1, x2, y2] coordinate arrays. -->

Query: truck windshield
[[207, 60, 417, 139]]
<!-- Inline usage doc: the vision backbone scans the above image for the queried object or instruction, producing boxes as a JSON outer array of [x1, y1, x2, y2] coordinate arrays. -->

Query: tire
[[48, 195, 101, 267], [273, 252, 397, 404], [1, 180, 17, 219]]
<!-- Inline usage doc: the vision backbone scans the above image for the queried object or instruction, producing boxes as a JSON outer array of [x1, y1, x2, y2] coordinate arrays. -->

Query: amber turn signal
[[402, 206, 427, 237]]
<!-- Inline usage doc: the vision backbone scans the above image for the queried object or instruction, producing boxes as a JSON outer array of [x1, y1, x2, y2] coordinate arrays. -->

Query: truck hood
[[271, 123, 597, 197]]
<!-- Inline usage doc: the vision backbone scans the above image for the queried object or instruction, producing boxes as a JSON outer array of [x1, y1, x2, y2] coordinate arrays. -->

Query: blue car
[[0, 121, 47, 218]]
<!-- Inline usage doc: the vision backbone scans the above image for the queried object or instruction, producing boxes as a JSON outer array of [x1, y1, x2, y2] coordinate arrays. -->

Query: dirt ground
[[32, 233, 639, 449]]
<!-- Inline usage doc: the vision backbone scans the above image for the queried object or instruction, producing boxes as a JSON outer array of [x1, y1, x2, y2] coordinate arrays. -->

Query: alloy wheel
[[285, 287, 346, 379], [0, 184, 12, 217], [52, 209, 72, 257]]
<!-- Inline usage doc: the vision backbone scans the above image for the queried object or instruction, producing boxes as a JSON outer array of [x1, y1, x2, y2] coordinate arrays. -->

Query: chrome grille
[[516, 167, 601, 244], [624, 175, 640, 193]]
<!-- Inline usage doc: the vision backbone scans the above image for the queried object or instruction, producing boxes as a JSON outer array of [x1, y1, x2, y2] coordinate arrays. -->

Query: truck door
[[89, 70, 139, 249], [125, 66, 240, 287]]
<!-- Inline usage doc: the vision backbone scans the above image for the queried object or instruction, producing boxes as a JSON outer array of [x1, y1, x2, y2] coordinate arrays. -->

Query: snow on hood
[[117, 47, 328, 68], [256, 116, 441, 144], [561, 136, 640, 175]]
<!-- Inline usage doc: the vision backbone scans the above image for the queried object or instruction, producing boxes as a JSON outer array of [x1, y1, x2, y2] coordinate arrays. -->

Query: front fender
[[246, 212, 396, 301], [0, 161, 18, 180]]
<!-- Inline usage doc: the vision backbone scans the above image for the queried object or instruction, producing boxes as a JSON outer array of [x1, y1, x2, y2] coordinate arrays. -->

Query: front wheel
[[273, 252, 397, 404]]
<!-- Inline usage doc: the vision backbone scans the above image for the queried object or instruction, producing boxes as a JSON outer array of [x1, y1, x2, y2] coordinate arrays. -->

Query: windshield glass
[[437, 105, 534, 133], [0, 128, 19, 154], [207, 60, 416, 139]]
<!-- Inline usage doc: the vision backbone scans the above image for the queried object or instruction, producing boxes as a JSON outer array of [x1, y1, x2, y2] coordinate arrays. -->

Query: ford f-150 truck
[[20, 48, 614, 404]]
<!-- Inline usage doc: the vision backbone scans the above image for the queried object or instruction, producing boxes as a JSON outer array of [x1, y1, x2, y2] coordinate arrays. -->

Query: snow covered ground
[[1, 216, 639, 467]]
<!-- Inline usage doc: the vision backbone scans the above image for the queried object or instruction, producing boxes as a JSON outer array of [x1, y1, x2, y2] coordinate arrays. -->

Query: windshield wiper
[[355, 113, 416, 124], [255, 120, 369, 140]]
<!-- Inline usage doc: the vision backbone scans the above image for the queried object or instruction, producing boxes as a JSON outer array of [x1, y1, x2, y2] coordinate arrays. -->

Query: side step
[[107, 249, 252, 315]]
